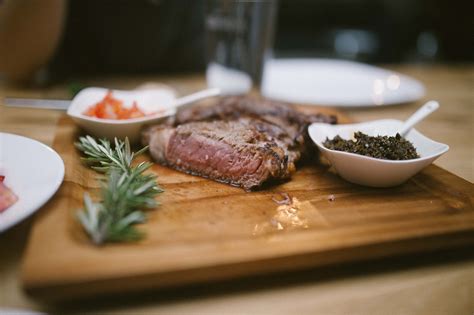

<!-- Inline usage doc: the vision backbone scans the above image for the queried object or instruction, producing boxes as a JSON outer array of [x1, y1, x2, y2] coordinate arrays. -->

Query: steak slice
[[175, 96, 336, 127], [148, 120, 292, 190], [174, 96, 337, 160]]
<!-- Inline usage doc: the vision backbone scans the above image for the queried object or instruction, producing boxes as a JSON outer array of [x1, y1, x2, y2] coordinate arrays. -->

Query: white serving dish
[[308, 119, 449, 187], [67, 86, 177, 143]]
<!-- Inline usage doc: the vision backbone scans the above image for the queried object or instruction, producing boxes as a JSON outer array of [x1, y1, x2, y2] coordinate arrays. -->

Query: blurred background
[[0, 2, 473, 313], [275, 0, 472, 63], [0, 0, 472, 85]]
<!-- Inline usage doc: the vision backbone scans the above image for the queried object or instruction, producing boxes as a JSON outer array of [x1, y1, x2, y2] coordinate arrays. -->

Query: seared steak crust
[[144, 96, 337, 190]]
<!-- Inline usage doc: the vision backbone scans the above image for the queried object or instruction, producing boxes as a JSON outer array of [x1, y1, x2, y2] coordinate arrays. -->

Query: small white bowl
[[308, 119, 449, 187], [67, 86, 177, 143]]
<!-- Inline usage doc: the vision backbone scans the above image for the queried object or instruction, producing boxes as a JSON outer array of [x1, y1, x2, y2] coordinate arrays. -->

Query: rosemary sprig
[[75, 136, 163, 245], [75, 135, 147, 174]]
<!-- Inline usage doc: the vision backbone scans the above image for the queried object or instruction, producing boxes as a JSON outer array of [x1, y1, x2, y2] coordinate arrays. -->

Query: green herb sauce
[[323, 132, 419, 160]]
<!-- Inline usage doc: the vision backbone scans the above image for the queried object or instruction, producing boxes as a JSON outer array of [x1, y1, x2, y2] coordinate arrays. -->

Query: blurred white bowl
[[308, 119, 449, 187], [67, 86, 177, 143]]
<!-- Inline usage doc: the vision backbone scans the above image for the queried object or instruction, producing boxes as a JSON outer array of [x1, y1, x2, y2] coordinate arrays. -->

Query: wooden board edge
[[23, 229, 474, 301]]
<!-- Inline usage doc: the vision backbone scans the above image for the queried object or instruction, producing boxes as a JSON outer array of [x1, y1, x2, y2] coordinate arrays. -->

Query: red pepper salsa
[[83, 91, 146, 119]]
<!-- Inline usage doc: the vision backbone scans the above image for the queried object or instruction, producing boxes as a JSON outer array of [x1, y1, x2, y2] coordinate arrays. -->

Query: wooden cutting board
[[21, 112, 474, 301]]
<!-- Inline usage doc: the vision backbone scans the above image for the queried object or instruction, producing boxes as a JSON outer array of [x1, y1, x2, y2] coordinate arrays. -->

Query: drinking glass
[[205, 0, 278, 95]]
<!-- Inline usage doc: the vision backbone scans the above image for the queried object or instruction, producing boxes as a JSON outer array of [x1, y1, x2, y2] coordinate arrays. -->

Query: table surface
[[0, 64, 473, 314]]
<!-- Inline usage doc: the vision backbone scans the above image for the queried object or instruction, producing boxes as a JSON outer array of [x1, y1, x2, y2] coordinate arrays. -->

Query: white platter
[[0, 133, 64, 232], [261, 58, 425, 107]]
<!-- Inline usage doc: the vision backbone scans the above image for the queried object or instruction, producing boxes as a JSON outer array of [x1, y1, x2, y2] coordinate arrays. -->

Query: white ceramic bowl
[[67, 86, 177, 143], [308, 119, 449, 187]]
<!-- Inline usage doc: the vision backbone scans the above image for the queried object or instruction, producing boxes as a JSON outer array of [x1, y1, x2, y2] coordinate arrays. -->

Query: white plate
[[0, 133, 64, 232], [261, 58, 425, 107]]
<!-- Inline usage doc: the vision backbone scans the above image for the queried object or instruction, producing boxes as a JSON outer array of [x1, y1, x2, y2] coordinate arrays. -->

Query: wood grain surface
[[21, 112, 474, 300], [1, 66, 473, 314]]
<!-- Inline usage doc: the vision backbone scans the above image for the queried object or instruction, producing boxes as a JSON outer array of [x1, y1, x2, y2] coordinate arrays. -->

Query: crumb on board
[[327, 194, 336, 202], [272, 192, 292, 205]]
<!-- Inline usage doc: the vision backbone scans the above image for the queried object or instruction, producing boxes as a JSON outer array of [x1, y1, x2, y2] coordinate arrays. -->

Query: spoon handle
[[174, 88, 221, 108], [399, 100, 439, 136]]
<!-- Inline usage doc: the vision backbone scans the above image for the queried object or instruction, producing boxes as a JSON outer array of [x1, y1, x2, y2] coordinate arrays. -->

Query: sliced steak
[[144, 96, 337, 190], [148, 120, 292, 190]]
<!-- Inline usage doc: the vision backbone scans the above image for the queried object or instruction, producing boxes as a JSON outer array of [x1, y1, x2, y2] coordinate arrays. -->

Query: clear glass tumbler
[[205, 0, 278, 95]]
